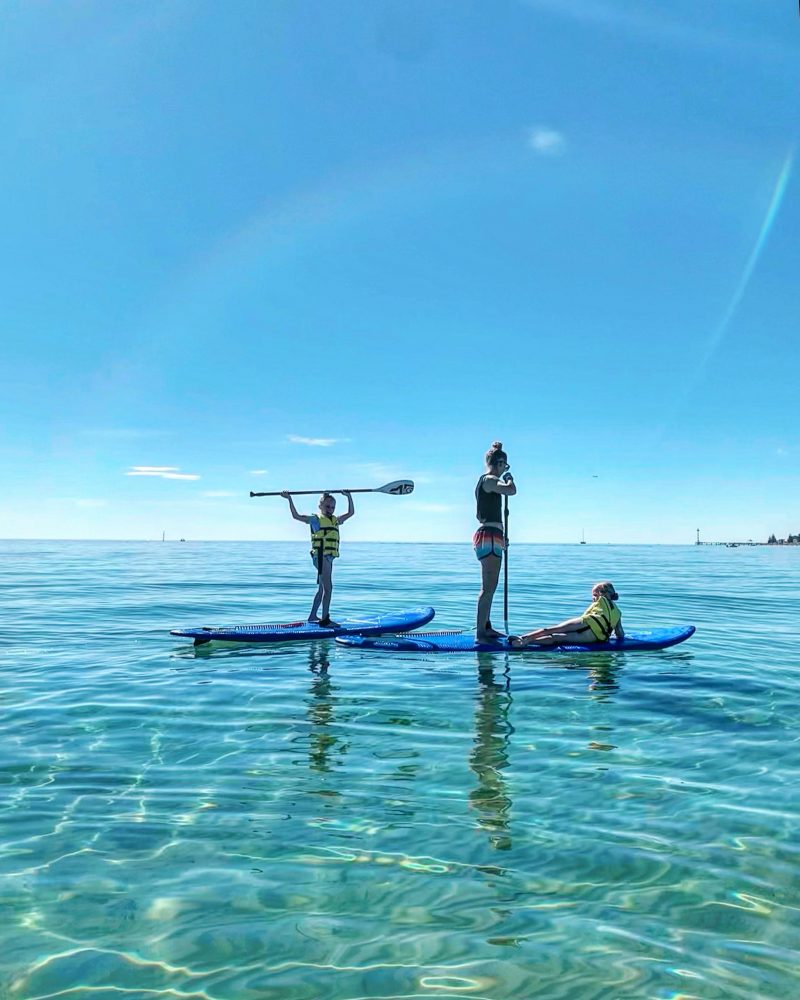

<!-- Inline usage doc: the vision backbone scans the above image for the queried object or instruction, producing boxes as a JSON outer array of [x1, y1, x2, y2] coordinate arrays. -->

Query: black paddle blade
[[386, 481, 414, 495]]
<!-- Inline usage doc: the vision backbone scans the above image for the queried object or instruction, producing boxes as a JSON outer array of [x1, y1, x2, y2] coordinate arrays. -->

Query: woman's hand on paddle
[[495, 473, 516, 496]]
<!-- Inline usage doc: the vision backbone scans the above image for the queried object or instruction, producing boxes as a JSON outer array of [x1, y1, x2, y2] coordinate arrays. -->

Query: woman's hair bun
[[485, 440, 507, 466]]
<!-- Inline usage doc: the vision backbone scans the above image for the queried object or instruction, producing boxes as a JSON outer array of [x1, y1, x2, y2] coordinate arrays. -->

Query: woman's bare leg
[[476, 554, 502, 640]]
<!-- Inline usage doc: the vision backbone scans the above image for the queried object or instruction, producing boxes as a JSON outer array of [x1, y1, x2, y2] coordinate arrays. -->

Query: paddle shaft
[[250, 479, 413, 499], [503, 495, 509, 634], [252, 487, 382, 497]]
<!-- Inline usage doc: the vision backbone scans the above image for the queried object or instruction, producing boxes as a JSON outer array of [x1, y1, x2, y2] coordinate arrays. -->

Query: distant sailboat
[[580, 529, 586, 545], [162, 530, 166, 542]]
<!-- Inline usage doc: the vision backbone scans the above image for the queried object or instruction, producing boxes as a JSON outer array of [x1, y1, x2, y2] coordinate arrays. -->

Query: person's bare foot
[[479, 621, 505, 639]]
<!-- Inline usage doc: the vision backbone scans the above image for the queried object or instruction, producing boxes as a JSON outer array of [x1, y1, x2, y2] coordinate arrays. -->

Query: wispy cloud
[[127, 466, 177, 473], [249, 469, 268, 475], [125, 466, 200, 481], [288, 435, 347, 447], [526, 126, 565, 155]]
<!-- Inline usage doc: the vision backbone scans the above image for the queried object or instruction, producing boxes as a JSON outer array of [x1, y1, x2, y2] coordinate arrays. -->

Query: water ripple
[[2, 541, 800, 999]]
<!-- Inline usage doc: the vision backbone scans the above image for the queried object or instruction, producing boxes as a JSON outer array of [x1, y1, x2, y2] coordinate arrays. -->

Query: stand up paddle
[[503, 493, 509, 635], [250, 480, 414, 498]]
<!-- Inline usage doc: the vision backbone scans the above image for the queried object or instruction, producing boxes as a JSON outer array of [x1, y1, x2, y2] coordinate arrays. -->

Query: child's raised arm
[[336, 489, 355, 524], [281, 491, 313, 523]]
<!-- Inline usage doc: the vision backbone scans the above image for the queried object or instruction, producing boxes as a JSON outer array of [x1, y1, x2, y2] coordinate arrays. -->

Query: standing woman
[[474, 441, 517, 641]]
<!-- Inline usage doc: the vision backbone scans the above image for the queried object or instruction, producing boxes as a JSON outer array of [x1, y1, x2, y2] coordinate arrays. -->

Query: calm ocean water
[[1, 540, 799, 1000]]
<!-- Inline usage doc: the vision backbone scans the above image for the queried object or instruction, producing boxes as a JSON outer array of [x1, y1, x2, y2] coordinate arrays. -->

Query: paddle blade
[[378, 480, 414, 495]]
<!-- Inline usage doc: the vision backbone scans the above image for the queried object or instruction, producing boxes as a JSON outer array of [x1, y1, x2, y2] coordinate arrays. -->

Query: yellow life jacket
[[310, 515, 340, 558], [582, 595, 621, 641]]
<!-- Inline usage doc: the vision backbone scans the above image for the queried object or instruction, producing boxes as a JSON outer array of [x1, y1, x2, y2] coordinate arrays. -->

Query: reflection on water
[[305, 643, 348, 773], [470, 657, 514, 851], [582, 652, 621, 698]]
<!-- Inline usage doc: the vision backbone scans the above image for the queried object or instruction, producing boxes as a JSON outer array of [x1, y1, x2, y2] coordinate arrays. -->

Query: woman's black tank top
[[475, 475, 502, 524]]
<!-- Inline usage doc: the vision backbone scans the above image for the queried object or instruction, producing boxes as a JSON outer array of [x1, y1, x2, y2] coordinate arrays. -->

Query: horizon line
[[0, 537, 763, 547]]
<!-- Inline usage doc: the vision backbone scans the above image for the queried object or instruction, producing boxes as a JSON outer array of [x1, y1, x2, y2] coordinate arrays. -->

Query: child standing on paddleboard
[[281, 490, 355, 627], [475, 441, 517, 642], [510, 581, 624, 647]]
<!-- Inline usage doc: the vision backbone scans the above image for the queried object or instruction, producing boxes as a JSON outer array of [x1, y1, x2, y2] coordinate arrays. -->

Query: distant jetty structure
[[694, 534, 793, 547], [713, 541, 758, 547]]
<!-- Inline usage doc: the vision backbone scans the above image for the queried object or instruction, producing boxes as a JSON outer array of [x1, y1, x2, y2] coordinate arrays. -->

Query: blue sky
[[1, 0, 797, 543]]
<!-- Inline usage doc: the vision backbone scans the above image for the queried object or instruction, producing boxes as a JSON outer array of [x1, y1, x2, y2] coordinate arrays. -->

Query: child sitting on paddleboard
[[510, 581, 624, 648], [281, 490, 355, 627]]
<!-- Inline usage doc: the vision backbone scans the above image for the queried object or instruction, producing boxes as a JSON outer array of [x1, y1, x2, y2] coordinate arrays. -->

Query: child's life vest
[[309, 515, 340, 558], [582, 595, 621, 641]]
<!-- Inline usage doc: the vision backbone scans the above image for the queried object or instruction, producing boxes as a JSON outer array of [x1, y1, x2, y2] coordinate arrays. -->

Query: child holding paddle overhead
[[475, 441, 517, 642], [281, 490, 355, 627], [510, 581, 624, 648]]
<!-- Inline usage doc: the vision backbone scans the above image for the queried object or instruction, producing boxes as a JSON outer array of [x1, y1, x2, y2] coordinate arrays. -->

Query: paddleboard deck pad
[[336, 625, 695, 654], [171, 606, 435, 645]]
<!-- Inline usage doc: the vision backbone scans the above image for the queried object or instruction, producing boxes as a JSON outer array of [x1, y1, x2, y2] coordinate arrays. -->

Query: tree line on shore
[[767, 534, 800, 544]]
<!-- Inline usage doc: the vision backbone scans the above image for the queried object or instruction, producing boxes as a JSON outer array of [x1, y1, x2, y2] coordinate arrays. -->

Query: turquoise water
[[2, 540, 799, 1000]]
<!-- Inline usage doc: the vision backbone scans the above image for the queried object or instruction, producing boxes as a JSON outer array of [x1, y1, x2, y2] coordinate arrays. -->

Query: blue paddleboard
[[336, 625, 695, 654], [171, 606, 435, 645]]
